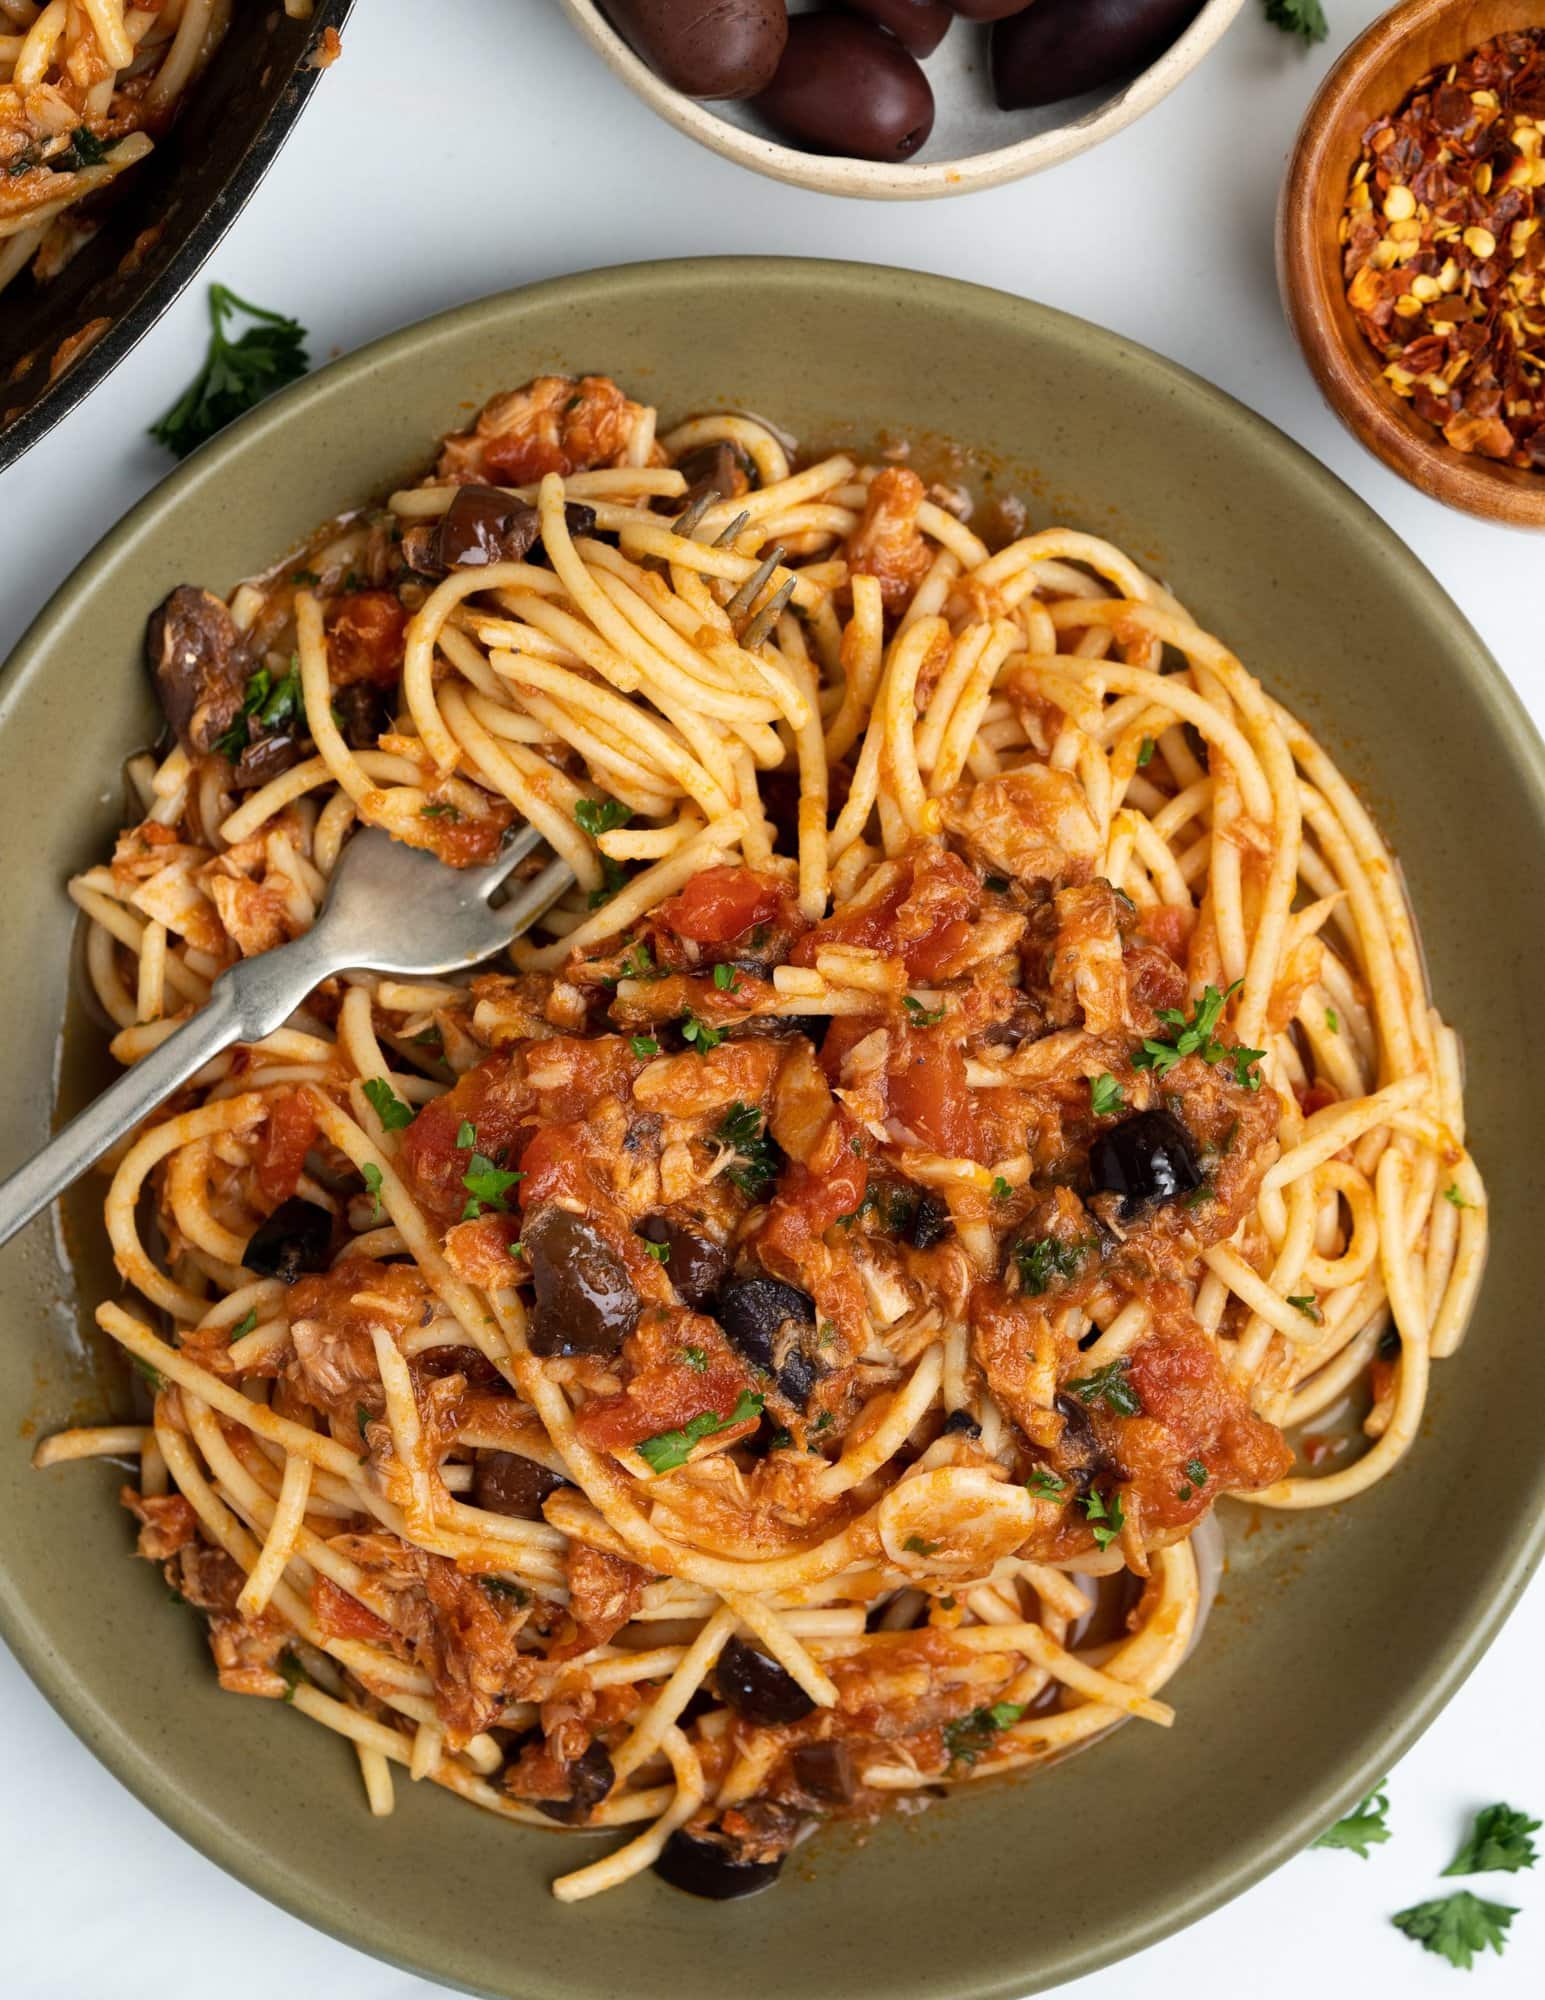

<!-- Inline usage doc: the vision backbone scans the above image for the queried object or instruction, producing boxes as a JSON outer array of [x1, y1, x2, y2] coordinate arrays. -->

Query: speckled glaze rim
[[555, 0, 1245, 200], [3, 260, 1544, 1999]]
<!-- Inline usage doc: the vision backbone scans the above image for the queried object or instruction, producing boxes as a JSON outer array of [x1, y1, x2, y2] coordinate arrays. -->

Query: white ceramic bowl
[[557, 0, 1244, 200]]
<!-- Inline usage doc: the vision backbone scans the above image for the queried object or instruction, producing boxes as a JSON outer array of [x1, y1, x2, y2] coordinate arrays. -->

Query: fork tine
[[712, 509, 751, 549], [463, 820, 546, 900], [737, 577, 797, 651], [725, 544, 787, 627], [497, 854, 578, 948], [671, 492, 715, 543]]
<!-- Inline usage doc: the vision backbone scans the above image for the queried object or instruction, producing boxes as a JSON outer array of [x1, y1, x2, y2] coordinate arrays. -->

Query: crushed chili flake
[[1340, 29, 1545, 470]]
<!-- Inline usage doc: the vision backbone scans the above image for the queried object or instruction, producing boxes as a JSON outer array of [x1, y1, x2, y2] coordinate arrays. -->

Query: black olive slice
[[1088, 1108, 1203, 1216], [636, 1215, 731, 1308], [524, 1206, 640, 1357], [790, 1738, 857, 1804], [906, 1188, 954, 1249], [535, 1740, 615, 1825], [243, 1197, 332, 1283], [715, 1635, 817, 1726], [653, 1828, 784, 1900], [711, 1275, 820, 1408], [471, 1449, 566, 1520]]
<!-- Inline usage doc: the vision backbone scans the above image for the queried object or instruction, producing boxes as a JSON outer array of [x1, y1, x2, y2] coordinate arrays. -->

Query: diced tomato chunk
[[793, 850, 978, 978], [313, 1575, 395, 1645], [576, 1360, 752, 1452], [326, 591, 407, 688], [887, 1027, 976, 1157], [399, 1050, 533, 1227], [656, 866, 784, 945], [254, 1089, 316, 1211]]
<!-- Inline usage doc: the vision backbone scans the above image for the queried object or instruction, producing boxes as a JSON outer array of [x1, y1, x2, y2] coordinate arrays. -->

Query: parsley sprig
[[150, 284, 310, 459], [1132, 978, 1264, 1090], [453, 1118, 523, 1219], [1314, 1783, 1392, 1858], [1263, 0, 1328, 44], [1065, 1357, 1143, 1417], [942, 1700, 1026, 1767], [213, 657, 303, 762], [714, 1101, 782, 1201], [1444, 1802, 1540, 1877], [1392, 1891, 1516, 1970], [362, 1077, 414, 1131], [1083, 1486, 1125, 1551], [1014, 1235, 1093, 1297]]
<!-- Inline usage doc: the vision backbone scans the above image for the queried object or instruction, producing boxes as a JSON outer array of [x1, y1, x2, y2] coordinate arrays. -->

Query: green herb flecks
[[636, 1390, 764, 1475], [362, 1078, 415, 1131], [1065, 1357, 1142, 1417]]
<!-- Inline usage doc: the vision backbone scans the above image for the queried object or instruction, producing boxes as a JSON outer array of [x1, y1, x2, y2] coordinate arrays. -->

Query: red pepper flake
[[1339, 29, 1545, 471]]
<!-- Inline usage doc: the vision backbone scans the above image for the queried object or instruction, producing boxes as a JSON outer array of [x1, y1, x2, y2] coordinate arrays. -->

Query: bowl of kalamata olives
[[558, 0, 1244, 197]]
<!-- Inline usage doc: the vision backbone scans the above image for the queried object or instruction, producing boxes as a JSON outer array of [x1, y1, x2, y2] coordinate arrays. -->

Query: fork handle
[[0, 934, 333, 1254]]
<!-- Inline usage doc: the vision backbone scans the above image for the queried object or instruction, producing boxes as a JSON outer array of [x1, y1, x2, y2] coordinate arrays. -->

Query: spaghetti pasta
[[37, 373, 1486, 1903]]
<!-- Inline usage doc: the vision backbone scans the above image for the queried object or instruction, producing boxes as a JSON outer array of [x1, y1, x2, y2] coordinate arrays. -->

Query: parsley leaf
[[1325, 1007, 1339, 1035], [356, 1404, 373, 1442], [641, 1238, 670, 1264], [480, 1576, 530, 1605], [1027, 1469, 1067, 1500], [903, 995, 946, 1027], [1314, 1783, 1392, 1858], [230, 1308, 258, 1342], [1392, 1891, 1516, 1970], [1089, 1073, 1125, 1118], [630, 1035, 659, 1059], [462, 1154, 523, 1215], [362, 1161, 383, 1220], [362, 1078, 414, 1131], [1184, 1457, 1208, 1486], [679, 1346, 708, 1373], [714, 1101, 782, 1201], [574, 796, 631, 839], [1136, 736, 1155, 768], [636, 1390, 763, 1474], [456, 1121, 476, 1149], [1065, 1358, 1143, 1417], [56, 124, 109, 171], [130, 1355, 165, 1392], [1286, 1293, 1323, 1324], [150, 284, 310, 459], [617, 942, 663, 983], [1014, 1235, 1093, 1297], [679, 1011, 723, 1053], [1132, 979, 1240, 1078], [991, 1176, 1012, 1201], [1263, 0, 1328, 44], [1444, 1803, 1541, 1877], [943, 1701, 1027, 1767], [1083, 1486, 1126, 1551], [1444, 1185, 1473, 1209], [420, 802, 460, 821], [902, 1534, 940, 1556], [712, 962, 740, 993]]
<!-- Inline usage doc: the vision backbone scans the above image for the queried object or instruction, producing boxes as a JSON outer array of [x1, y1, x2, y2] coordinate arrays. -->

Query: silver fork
[[0, 823, 573, 1251]]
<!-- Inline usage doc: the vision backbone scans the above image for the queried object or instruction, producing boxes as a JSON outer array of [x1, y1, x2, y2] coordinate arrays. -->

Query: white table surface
[[2, 2, 1541, 1993]]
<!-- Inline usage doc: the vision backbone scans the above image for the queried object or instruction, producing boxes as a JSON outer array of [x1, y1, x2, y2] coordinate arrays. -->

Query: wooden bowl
[[1278, 0, 1545, 529]]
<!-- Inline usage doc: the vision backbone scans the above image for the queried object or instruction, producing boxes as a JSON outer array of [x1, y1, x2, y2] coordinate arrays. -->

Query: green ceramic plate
[[2, 259, 1542, 1999]]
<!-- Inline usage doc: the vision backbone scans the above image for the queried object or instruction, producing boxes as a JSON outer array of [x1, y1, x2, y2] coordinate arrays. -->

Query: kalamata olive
[[790, 1738, 857, 1803], [328, 680, 389, 753], [943, 1407, 982, 1437], [948, 0, 1033, 18], [472, 1448, 565, 1520], [991, 0, 1203, 110], [534, 1740, 616, 1825], [432, 486, 541, 571], [754, 13, 935, 163], [841, 0, 953, 56], [675, 441, 746, 511], [1053, 1392, 1120, 1497], [1088, 1108, 1203, 1216], [716, 1635, 817, 1725], [710, 1275, 820, 1407], [243, 1197, 331, 1283], [146, 585, 250, 757], [655, 1828, 783, 1899], [524, 1206, 641, 1357], [637, 1215, 731, 1309], [906, 1188, 954, 1250], [604, 0, 789, 100], [232, 729, 306, 790]]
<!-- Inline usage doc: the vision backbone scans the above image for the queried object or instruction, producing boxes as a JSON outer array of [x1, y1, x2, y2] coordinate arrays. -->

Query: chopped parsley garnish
[[1065, 1358, 1143, 1417], [356, 1404, 373, 1442], [902, 1535, 940, 1556], [420, 802, 460, 821], [641, 1238, 670, 1264], [278, 1652, 307, 1703], [1132, 979, 1240, 1079], [1014, 1234, 1093, 1296], [150, 283, 310, 459], [461, 1154, 522, 1218], [1089, 1073, 1125, 1118], [943, 1701, 1027, 1766], [588, 855, 626, 909], [481, 1576, 530, 1605], [411, 1026, 442, 1049], [617, 942, 663, 983], [455, 1120, 476, 1149], [1325, 1007, 1339, 1035], [712, 962, 740, 992], [290, 568, 321, 586], [1391, 1891, 1516, 1970], [1444, 1802, 1540, 1877], [630, 1035, 659, 1059], [56, 125, 109, 171], [1136, 736, 1155, 768], [1263, 0, 1328, 44], [1314, 1783, 1392, 1858], [130, 1356, 165, 1392], [679, 1346, 708, 1373], [362, 1161, 384, 1220], [991, 1176, 1012, 1202], [1027, 1469, 1066, 1500], [213, 657, 303, 762], [573, 796, 631, 839], [230, 1308, 258, 1342], [714, 1101, 782, 1201], [813, 1410, 833, 1431], [636, 1390, 764, 1474], [1286, 1293, 1323, 1323], [1444, 1185, 1473, 1209], [679, 1011, 723, 1053], [1083, 1486, 1125, 1551], [902, 995, 946, 1027], [362, 1077, 414, 1130], [1185, 1457, 1208, 1486]]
